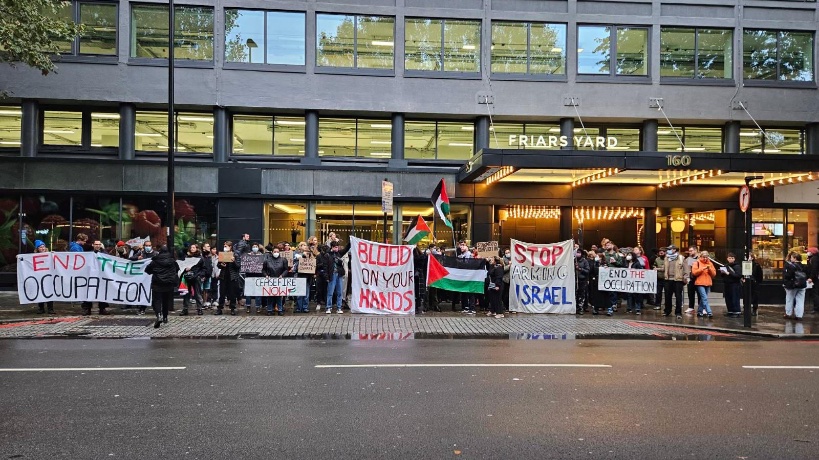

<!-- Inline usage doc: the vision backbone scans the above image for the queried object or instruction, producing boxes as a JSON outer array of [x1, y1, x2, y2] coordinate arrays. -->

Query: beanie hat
[[808, 247, 818, 256], [34, 240, 45, 249], [116, 241, 126, 247]]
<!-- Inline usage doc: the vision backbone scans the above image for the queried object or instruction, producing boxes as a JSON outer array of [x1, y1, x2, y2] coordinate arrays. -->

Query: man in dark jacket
[[719, 252, 743, 317], [807, 247, 819, 313], [180, 243, 205, 316], [130, 240, 156, 261], [263, 246, 289, 315], [324, 241, 350, 314], [575, 249, 590, 315], [145, 245, 179, 328], [217, 240, 241, 315]]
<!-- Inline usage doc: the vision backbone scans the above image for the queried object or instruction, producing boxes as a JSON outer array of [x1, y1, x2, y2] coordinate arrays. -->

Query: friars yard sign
[[508, 135, 619, 149]]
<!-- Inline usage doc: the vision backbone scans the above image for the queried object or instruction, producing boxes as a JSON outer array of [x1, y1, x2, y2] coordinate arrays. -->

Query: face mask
[[504, 253, 511, 258], [626, 255, 633, 261], [576, 253, 583, 258], [144, 247, 152, 253], [272, 253, 280, 258], [224, 247, 229, 252], [252, 247, 259, 253]]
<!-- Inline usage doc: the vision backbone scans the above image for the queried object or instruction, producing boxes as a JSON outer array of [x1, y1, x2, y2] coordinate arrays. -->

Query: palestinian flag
[[431, 179, 452, 228], [403, 215, 431, 245], [427, 255, 486, 294]]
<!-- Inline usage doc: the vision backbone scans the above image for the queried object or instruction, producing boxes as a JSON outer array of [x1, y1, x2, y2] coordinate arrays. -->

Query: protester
[[145, 245, 179, 328], [208, 246, 220, 309], [69, 233, 88, 252], [487, 256, 505, 318], [587, 250, 603, 314], [315, 244, 330, 311], [575, 248, 589, 315], [263, 246, 288, 315], [719, 253, 742, 317], [324, 241, 349, 314], [502, 248, 511, 313], [601, 239, 623, 316], [34, 240, 54, 315], [662, 245, 688, 319], [292, 242, 313, 313], [456, 241, 475, 314], [180, 243, 205, 316], [624, 248, 644, 314], [130, 240, 155, 261], [684, 246, 700, 314], [746, 253, 763, 316], [652, 247, 666, 309], [78, 240, 109, 316], [691, 250, 716, 318], [199, 243, 213, 310], [217, 241, 241, 315], [783, 252, 808, 320], [243, 242, 264, 313], [807, 247, 819, 314]]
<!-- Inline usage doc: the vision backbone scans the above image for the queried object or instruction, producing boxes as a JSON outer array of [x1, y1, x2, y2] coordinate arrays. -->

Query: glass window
[[135, 111, 167, 152], [79, 2, 117, 55], [523, 123, 561, 150], [744, 30, 814, 81], [176, 113, 213, 153], [43, 111, 82, 146], [268, 12, 305, 65], [275, 117, 306, 156], [0, 106, 22, 148], [578, 25, 648, 76], [90, 112, 120, 148], [405, 121, 437, 159], [492, 22, 566, 75], [319, 118, 356, 157], [317, 14, 394, 69], [573, 127, 600, 150], [405, 18, 480, 73], [606, 128, 640, 151], [405, 121, 474, 159], [224, 10, 305, 65], [46, 2, 75, 53], [319, 118, 391, 158], [357, 119, 393, 157], [131, 5, 214, 60], [490, 123, 522, 149], [265, 202, 308, 245], [787, 209, 816, 267], [752, 208, 785, 280], [740, 128, 804, 154], [231, 115, 306, 156], [437, 122, 474, 159], [661, 28, 732, 79], [225, 10, 265, 63], [658, 127, 722, 153]]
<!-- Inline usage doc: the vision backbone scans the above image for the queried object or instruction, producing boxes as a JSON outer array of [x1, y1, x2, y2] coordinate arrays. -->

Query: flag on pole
[[431, 179, 452, 228], [403, 215, 432, 245], [426, 254, 486, 294]]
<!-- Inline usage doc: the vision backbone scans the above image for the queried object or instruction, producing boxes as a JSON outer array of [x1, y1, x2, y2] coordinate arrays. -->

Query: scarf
[[667, 252, 679, 262]]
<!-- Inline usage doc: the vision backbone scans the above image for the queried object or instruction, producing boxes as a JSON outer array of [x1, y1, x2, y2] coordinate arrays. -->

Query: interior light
[[740, 132, 760, 137], [91, 113, 121, 120], [370, 40, 394, 47], [275, 120, 306, 126], [90, 143, 103, 147], [135, 133, 162, 137], [178, 116, 214, 122], [448, 142, 473, 147], [461, 126, 475, 131], [370, 140, 391, 145], [289, 138, 305, 143], [0, 109, 22, 116], [369, 123, 392, 129], [766, 149, 780, 153], [369, 152, 391, 157], [0, 141, 22, 145], [577, 48, 584, 53], [43, 130, 76, 134], [550, 47, 563, 53], [656, 130, 671, 135], [462, 44, 476, 50]]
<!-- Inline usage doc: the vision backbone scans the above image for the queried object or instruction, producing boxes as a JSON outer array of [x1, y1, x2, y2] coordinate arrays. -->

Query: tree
[[0, 0, 82, 76]]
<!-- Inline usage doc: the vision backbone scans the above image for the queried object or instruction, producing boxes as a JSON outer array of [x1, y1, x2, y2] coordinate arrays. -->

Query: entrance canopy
[[458, 149, 819, 188]]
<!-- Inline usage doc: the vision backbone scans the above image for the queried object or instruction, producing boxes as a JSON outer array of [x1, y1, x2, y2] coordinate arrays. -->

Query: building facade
[[1, 0, 818, 301]]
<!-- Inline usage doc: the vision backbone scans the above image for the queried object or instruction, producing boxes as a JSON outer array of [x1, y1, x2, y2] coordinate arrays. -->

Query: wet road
[[1, 340, 818, 459]]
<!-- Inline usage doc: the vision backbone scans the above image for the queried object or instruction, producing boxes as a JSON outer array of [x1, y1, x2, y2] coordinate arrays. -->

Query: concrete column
[[642, 119, 659, 152], [213, 107, 228, 163], [392, 204, 403, 245], [472, 204, 494, 243], [475, 116, 490, 152], [302, 110, 320, 165], [724, 121, 740, 154], [21, 100, 38, 157], [644, 208, 657, 252], [306, 202, 317, 241], [119, 103, 136, 160], [560, 118, 574, 149], [559, 206, 573, 241], [805, 123, 819, 155], [390, 113, 407, 168]]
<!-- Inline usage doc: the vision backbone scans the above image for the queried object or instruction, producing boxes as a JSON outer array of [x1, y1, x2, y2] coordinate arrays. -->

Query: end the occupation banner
[[509, 239, 575, 314], [17, 252, 153, 306], [350, 236, 415, 315], [598, 267, 657, 294]]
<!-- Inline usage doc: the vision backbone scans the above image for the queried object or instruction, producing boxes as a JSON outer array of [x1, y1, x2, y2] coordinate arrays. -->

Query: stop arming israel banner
[[17, 252, 152, 306], [350, 236, 416, 315], [598, 267, 657, 294], [509, 239, 575, 314]]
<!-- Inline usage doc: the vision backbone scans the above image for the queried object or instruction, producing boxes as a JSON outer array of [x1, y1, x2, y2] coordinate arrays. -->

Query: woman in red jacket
[[691, 250, 717, 318]]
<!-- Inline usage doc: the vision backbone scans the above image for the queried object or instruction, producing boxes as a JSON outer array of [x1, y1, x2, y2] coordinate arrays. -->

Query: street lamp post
[[167, 0, 176, 255], [246, 38, 258, 63]]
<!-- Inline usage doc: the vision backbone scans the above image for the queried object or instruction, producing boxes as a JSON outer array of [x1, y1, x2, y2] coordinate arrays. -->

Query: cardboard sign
[[244, 277, 307, 297], [297, 255, 316, 274], [282, 250, 294, 268], [218, 251, 234, 263], [476, 241, 499, 259], [240, 253, 265, 274]]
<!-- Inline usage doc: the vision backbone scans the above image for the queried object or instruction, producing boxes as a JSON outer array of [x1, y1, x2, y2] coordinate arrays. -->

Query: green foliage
[[0, 0, 83, 76], [85, 202, 132, 226], [174, 218, 196, 248]]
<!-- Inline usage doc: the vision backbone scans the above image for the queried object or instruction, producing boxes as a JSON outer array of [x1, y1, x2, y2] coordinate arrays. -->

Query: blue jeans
[[627, 293, 642, 312], [245, 296, 261, 307], [266, 296, 283, 313], [296, 283, 310, 312], [696, 286, 712, 315], [326, 272, 343, 310]]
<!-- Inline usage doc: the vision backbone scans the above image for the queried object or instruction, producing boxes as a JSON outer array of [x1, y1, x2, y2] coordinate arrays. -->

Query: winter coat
[[219, 257, 241, 282], [502, 259, 511, 284], [489, 264, 504, 290], [130, 249, 156, 261], [145, 252, 180, 293], [691, 259, 717, 287], [263, 255, 289, 278], [575, 257, 590, 281], [808, 253, 819, 283], [664, 255, 689, 282], [654, 256, 666, 279], [783, 261, 806, 290], [720, 261, 742, 285], [603, 250, 623, 267], [625, 256, 643, 270]]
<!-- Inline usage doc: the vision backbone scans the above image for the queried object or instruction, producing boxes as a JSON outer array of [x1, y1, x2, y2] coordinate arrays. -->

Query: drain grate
[[90, 318, 156, 327]]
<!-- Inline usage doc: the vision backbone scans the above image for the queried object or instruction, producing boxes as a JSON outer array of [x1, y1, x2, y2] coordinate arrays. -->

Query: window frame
[[659, 27, 735, 84], [318, 117, 393, 159], [404, 120, 479, 161], [490, 21, 567, 81], [133, 110, 214, 157], [738, 126, 805, 154], [315, 13, 396, 76], [0, 106, 23, 151], [576, 24, 651, 82], [228, 113, 307, 158], [404, 17, 483, 80], [656, 126, 725, 154], [223, 9, 307, 72], [37, 107, 120, 154], [742, 29, 816, 87], [49, 0, 119, 63], [128, 3, 216, 66]]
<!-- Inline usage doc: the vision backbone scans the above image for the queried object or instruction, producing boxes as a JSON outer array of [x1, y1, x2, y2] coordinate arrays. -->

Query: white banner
[[177, 258, 200, 277], [244, 277, 307, 297], [350, 236, 415, 315], [598, 267, 657, 294], [509, 239, 575, 314], [17, 252, 152, 306]]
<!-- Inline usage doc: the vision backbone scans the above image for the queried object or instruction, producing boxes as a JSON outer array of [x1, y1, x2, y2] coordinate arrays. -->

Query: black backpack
[[335, 257, 346, 277]]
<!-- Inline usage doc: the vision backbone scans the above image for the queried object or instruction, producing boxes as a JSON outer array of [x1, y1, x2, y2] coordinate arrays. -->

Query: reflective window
[[79, 2, 118, 55], [404, 121, 437, 159], [606, 128, 640, 151], [787, 209, 814, 267], [437, 123, 473, 159], [224, 10, 305, 65], [658, 127, 723, 153], [572, 127, 600, 151], [90, 112, 120, 148], [46, 2, 75, 53], [578, 25, 648, 76], [660, 28, 732, 79], [0, 106, 22, 148], [231, 115, 305, 156], [131, 5, 214, 60], [740, 128, 804, 154], [744, 30, 814, 81], [43, 111, 82, 146], [265, 202, 308, 245], [491, 22, 566, 75], [406, 18, 480, 73], [752, 208, 785, 280], [493, 122, 562, 149], [135, 111, 213, 154], [319, 118, 392, 158], [405, 121, 474, 160], [317, 14, 394, 69]]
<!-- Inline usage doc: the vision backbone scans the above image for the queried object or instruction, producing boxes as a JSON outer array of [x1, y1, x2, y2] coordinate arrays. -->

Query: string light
[[573, 207, 644, 223], [753, 172, 818, 188], [659, 170, 723, 188], [486, 166, 516, 185], [505, 205, 561, 219], [571, 168, 622, 187]]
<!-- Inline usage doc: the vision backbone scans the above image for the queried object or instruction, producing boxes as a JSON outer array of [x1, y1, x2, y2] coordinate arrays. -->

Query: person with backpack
[[325, 241, 349, 314], [144, 245, 180, 328], [783, 251, 808, 320]]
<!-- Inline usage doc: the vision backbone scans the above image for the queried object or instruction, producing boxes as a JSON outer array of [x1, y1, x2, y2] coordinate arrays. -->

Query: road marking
[[0, 367, 186, 372], [743, 366, 819, 370], [315, 364, 611, 369]]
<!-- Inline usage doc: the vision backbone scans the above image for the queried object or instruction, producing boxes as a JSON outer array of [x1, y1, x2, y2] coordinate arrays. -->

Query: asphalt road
[[1, 340, 818, 459]]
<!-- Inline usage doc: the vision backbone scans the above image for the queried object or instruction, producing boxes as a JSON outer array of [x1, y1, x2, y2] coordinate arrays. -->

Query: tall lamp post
[[167, 0, 176, 255], [246, 38, 258, 62], [742, 175, 763, 328]]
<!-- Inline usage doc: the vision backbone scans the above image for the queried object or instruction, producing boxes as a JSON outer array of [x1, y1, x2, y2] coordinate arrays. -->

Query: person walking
[[783, 252, 808, 320], [719, 252, 743, 317], [662, 245, 689, 319], [262, 246, 289, 316], [691, 250, 717, 318], [33, 240, 55, 315], [487, 256, 505, 318], [144, 245, 179, 328]]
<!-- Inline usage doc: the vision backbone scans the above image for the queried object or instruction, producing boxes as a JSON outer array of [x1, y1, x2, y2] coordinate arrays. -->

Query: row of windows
[[0, 106, 807, 158], [50, 2, 815, 82]]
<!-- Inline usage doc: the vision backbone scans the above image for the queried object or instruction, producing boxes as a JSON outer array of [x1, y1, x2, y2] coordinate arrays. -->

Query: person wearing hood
[[144, 245, 180, 328], [263, 246, 289, 315], [574, 248, 590, 315], [34, 240, 55, 315], [807, 247, 819, 313], [663, 245, 689, 319]]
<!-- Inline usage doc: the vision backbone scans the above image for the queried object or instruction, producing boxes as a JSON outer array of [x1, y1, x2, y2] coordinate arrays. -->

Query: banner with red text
[[17, 252, 153, 306], [509, 239, 575, 314], [350, 236, 416, 315]]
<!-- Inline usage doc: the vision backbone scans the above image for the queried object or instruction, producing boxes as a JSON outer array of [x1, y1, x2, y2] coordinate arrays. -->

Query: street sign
[[381, 180, 394, 214], [742, 261, 753, 277], [739, 185, 750, 212]]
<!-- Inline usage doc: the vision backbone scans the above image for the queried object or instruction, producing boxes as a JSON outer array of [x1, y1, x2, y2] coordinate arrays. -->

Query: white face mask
[[626, 255, 633, 261], [252, 247, 259, 253], [144, 246, 152, 253], [224, 246, 229, 252], [272, 253, 280, 258]]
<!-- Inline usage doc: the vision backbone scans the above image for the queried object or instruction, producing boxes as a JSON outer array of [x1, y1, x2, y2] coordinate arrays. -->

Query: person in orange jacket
[[691, 250, 717, 318]]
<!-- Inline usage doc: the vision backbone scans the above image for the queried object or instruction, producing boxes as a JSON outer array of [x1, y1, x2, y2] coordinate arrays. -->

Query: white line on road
[[743, 366, 819, 370], [0, 367, 186, 372], [315, 364, 611, 369]]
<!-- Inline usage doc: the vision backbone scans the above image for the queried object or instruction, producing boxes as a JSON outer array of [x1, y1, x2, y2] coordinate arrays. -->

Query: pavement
[[1, 291, 818, 340]]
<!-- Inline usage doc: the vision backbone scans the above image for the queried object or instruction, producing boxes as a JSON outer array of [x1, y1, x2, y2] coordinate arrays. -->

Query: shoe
[[180, 309, 189, 316], [266, 311, 272, 316], [138, 310, 145, 316], [154, 319, 161, 328], [606, 310, 613, 317], [99, 309, 109, 315], [230, 309, 236, 316], [697, 313, 704, 318], [466, 310, 475, 315], [47, 310, 55, 315], [662, 313, 669, 317], [784, 314, 793, 319], [635, 311, 641, 315], [685, 308, 695, 314], [592, 309, 599, 315], [82, 310, 91, 316], [214, 309, 223, 315], [752, 311, 758, 317], [676, 315, 682, 319], [197, 309, 203, 315], [162, 316, 168, 323], [707, 313, 713, 318], [335, 309, 342, 314], [626, 309, 632, 313], [494, 314, 505, 318], [795, 316, 803, 321], [576, 310, 584, 315], [485, 312, 494, 317], [246, 307, 251, 313], [653, 306, 661, 310], [255, 308, 260, 314], [326, 309, 332, 314], [278, 311, 284, 316]]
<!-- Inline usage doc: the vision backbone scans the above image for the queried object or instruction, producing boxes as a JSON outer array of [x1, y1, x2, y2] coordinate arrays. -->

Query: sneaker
[[326, 309, 332, 314], [626, 309, 632, 313], [466, 310, 476, 315], [635, 311, 641, 315], [653, 306, 661, 310], [494, 314, 505, 318], [707, 313, 713, 318], [676, 315, 682, 319], [697, 313, 703, 318], [203, 302, 210, 307], [335, 309, 343, 314], [606, 310, 613, 317], [685, 308, 695, 314], [662, 313, 669, 317]]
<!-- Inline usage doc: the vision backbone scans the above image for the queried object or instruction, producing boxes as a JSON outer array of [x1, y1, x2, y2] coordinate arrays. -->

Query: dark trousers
[[502, 282, 510, 310], [664, 280, 685, 315], [218, 279, 240, 310], [81, 301, 109, 314], [316, 273, 327, 306], [576, 280, 588, 313], [811, 285, 819, 312], [38, 301, 54, 313], [183, 277, 204, 310], [687, 281, 699, 309], [489, 288, 503, 314], [725, 282, 741, 313], [428, 287, 439, 309], [655, 279, 665, 305], [152, 290, 173, 320]]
